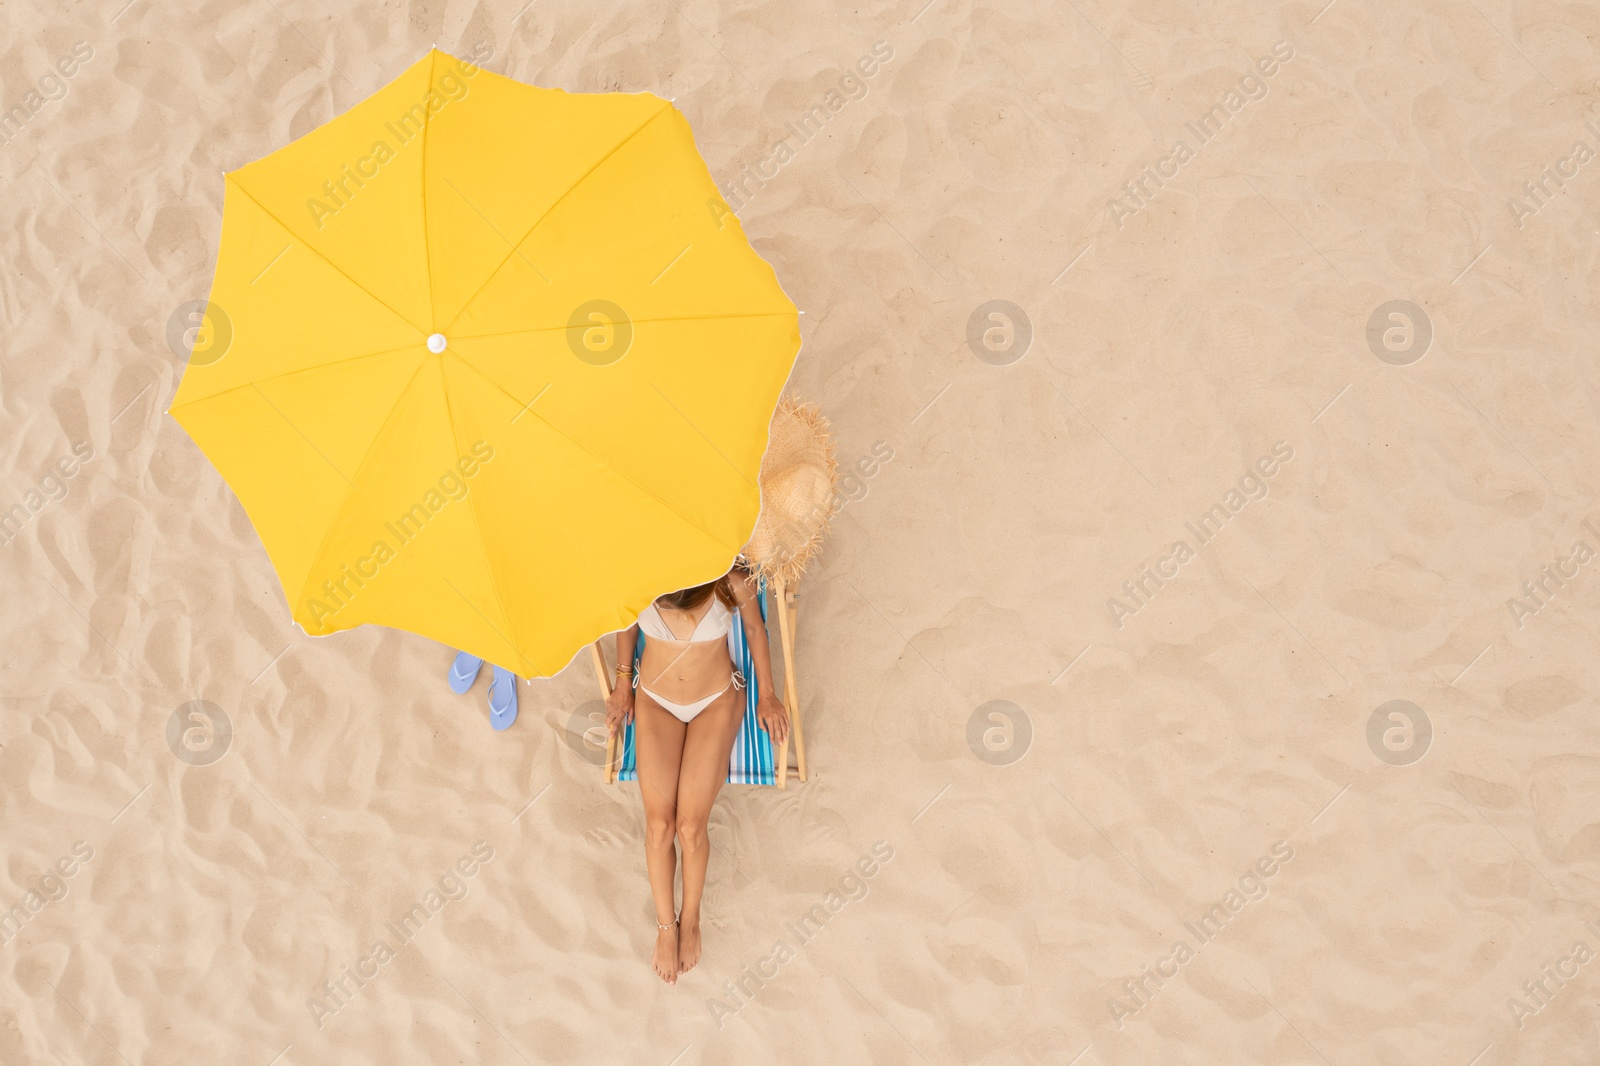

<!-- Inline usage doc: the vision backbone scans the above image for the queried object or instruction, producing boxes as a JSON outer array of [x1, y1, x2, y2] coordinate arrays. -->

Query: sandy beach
[[4, 0, 1600, 1063]]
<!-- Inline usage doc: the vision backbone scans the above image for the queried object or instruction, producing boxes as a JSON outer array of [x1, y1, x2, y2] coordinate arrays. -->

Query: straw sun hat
[[740, 397, 841, 590]]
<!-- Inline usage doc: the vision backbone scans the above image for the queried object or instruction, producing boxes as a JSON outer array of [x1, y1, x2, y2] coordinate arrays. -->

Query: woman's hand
[[757, 693, 789, 746], [605, 681, 636, 739]]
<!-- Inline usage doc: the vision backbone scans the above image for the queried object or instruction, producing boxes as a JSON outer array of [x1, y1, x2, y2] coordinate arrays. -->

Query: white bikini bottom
[[639, 670, 744, 723]]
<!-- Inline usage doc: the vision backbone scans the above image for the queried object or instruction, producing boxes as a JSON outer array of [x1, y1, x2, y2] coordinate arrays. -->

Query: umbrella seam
[[289, 352, 431, 622], [224, 178, 427, 335], [445, 350, 742, 556], [169, 343, 421, 413], [421, 49, 438, 331], [438, 357, 538, 676], [438, 103, 672, 333], [649, 379, 756, 489], [450, 310, 794, 342]]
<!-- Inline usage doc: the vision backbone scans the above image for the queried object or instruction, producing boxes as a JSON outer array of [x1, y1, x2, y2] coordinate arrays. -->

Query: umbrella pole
[[592, 641, 619, 783]]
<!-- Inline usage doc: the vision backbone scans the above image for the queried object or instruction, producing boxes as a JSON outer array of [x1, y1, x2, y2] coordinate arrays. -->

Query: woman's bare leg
[[634, 692, 687, 984], [673, 685, 745, 974]]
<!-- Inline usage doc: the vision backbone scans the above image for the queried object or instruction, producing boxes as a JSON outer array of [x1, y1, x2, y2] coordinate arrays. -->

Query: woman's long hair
[[656, 567, 740, 614]]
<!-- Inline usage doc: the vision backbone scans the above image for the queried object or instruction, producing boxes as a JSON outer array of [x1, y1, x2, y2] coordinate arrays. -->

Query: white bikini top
[[637, 598, 733, 643]]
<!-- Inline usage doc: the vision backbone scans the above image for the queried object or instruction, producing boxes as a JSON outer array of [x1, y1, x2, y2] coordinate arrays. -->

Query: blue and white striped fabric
[[616, 582, 776, 786]]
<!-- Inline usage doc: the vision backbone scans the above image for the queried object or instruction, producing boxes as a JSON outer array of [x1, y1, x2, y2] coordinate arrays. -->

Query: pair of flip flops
[[449, 651, 518, 730]]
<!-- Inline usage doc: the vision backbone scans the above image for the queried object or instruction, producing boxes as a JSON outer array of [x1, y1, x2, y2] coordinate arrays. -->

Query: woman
[[605, 563, 789, 984]]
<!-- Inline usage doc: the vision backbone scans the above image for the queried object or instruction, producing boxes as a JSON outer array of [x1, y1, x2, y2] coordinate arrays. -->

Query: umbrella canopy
[[171, 49, 799, 677]]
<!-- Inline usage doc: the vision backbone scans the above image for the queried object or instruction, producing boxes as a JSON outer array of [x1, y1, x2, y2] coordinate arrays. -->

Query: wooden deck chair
[[594, 577, 808, 787]]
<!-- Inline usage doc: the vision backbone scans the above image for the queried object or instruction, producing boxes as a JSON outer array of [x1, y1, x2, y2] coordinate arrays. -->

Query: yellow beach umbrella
[[171, 49, 799, 677]]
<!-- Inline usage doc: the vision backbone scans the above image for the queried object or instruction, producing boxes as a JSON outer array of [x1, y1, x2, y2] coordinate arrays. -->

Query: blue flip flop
[[448, 651, 483, 694], [488, 665, 518, 730]]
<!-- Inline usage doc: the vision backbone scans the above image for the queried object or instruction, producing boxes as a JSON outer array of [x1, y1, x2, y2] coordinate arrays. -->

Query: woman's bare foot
[[653, 922, 679, 984], [677, 912, 702, 975]]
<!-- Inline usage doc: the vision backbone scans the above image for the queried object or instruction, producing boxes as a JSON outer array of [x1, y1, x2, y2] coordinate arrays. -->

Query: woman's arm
[[731, 570, 788, 744], [605, 624, 639, 738], [615, 623, 638, 678]]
